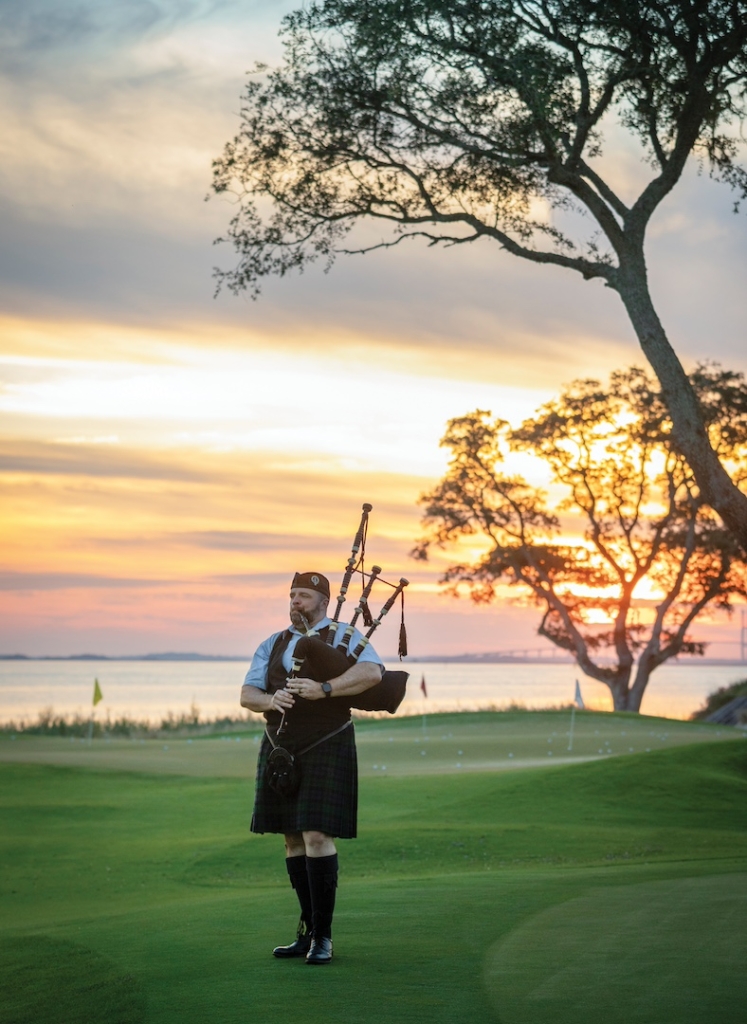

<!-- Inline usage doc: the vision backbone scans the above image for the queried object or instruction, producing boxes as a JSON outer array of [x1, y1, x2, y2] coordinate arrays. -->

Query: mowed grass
[[0, 709, 732, 777], [0, 711, 745, 1024]]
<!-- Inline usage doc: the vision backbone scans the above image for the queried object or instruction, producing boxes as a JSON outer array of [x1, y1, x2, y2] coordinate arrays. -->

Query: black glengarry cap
[[291, 572, 330, 598]]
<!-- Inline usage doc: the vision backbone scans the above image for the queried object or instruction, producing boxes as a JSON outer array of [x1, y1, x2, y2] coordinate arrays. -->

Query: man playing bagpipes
[[240, 507, 408, 965]]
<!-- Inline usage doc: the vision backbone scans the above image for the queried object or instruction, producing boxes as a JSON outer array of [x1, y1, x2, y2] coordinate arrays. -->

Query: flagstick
[[568, 704, 575, 752], [89, 677, 102, 744], [420, 675, 427, 737]]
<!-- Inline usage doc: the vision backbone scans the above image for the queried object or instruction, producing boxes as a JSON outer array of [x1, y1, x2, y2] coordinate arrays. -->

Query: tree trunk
[[608, 679, 633, 712], [616, 257, 747, 552], [606, 677, 648, 712], [626, 665, 649, 713]]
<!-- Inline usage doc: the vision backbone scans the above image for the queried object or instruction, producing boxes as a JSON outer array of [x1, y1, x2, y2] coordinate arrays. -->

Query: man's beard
[[290, 609, 310, 631]]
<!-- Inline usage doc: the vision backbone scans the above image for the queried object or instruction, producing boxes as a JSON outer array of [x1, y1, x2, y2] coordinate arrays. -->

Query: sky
[[1, 0, 746, 660]]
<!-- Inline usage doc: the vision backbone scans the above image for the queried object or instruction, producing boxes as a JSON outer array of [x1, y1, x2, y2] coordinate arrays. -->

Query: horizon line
[[2, 652, 746, 667]]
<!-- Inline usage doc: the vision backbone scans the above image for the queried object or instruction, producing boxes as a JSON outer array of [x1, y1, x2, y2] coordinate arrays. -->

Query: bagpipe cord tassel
[[361, 593, 374, 628], [398, 588, 408, 660]]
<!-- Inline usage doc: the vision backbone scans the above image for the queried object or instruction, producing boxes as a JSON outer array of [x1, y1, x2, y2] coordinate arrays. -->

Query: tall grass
[[0, 702, 264, 739], [0, 701, 578, 738]]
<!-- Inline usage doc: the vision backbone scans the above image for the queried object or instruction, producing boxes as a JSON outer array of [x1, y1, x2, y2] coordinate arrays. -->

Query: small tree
[[212, 0, 747, 549], [413, 364, 747, 711]]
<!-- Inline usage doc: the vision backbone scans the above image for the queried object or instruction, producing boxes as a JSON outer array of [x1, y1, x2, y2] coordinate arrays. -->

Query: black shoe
[[272, 934, 312, 958], [306, 936, 333, 964]]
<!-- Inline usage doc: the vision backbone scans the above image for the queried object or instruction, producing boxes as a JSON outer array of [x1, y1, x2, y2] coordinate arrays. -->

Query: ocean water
[[1, 659, 745, 725]]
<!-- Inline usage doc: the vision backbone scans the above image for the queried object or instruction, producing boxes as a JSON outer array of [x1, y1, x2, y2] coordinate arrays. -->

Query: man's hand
[[240, 684, 295, 714], [285, 676, 327, 701], [269, 687, 296, 711]]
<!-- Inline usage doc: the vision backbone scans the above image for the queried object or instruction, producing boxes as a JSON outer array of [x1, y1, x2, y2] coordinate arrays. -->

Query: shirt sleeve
[[243, 632, 282, 691]]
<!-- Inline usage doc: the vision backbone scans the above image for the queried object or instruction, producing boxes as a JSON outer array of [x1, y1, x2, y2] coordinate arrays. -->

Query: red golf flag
[[420, 674, 427, 698]]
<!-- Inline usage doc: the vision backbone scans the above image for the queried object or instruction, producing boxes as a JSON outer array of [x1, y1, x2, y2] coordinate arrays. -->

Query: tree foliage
[[212, 0, 747, 549], [690, 677, 747, 719], [413, 364, 747, 711]]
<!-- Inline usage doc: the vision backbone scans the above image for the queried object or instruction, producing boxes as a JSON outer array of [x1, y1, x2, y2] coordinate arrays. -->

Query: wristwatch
[[321, 682, 332, 698]]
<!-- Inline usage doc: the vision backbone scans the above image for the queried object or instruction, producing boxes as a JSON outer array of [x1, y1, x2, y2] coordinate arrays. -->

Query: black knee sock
[[286, 855, 313, 936], [306, 853, 338, 940]]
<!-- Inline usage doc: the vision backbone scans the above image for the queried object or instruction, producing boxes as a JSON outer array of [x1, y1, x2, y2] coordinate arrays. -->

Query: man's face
[[289, 587, 328, 630]]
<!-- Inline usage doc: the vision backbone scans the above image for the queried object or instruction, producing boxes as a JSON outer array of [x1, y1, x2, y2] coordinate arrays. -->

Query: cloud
[[0, 0, 295, 217], [1, 0, 746, 659], [183, 531, 347, 553], [0, 0, 164, 49], [183, 529, 410, 561], [0, 1, 280, 72], [0, 431, 429, 584], [0, 185, 743, 385], [0, 0, 741, 373], [0, 340, 559, 482], [0, 0, 744, 379], [0, 440, 217, 481], [0, 570, 169, 590], [0, 194, 639, 386]]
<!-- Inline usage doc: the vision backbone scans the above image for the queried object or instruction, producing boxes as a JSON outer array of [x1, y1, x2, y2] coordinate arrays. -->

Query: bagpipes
[[288, 503, 410, 715]]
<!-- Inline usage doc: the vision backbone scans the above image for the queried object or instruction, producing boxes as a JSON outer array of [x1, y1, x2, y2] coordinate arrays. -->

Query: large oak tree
[[212, 0, 747, 549], [413, 365, 747, 711]]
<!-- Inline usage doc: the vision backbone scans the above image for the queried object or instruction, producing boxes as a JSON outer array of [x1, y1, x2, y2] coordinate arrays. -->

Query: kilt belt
[[265, 718, 353, 758]]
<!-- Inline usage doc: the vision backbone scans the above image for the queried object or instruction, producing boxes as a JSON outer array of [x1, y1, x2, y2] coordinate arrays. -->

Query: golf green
[[1, 711, 745, 1023], [485, 873, 747, 1024]]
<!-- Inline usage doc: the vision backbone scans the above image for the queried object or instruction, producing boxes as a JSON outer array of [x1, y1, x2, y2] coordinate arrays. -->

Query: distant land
[[0, 653, 246, 662], [1, 652, 745, 667]]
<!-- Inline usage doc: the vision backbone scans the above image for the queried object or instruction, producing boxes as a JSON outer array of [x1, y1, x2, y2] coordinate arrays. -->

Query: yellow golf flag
[[93, 679, 103, 706]]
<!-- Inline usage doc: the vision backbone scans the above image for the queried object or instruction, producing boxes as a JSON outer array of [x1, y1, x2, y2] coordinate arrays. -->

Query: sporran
[[265, 745, 301, 797]]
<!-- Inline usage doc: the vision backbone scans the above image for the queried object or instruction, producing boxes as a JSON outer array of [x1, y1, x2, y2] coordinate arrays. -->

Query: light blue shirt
[[243, 616, 384, 691]]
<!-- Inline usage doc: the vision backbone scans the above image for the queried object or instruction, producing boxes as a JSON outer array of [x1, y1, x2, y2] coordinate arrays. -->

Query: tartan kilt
[[251, 723, 358, 839]]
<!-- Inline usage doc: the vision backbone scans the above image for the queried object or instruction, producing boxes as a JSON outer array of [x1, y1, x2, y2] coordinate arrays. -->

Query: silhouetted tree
[[212, 0, 747, 549], [413, 364, 747, 711]]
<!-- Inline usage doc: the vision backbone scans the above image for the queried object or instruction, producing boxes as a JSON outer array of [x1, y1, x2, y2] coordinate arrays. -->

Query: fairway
[[0, 709, 732, 777], [1, 711, 745, 1023]]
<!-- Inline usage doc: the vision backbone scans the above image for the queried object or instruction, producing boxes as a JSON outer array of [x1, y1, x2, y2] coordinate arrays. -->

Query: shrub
[[690, 680, 747, 720]]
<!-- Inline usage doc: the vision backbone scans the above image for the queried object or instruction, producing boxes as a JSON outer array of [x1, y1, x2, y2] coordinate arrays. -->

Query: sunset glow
[[2, 1, 745, 659]]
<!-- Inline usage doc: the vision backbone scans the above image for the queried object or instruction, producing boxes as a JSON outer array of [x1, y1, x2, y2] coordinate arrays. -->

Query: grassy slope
[[1, 713, 745, 1024]]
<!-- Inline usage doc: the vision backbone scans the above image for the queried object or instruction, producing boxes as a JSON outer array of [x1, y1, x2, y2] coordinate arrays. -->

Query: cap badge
[[311, 575, 320, 585]]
